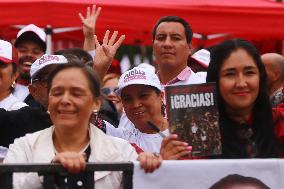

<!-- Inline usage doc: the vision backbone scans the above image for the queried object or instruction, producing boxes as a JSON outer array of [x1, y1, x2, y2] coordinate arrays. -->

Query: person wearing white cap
[[13, 24, 46, 102], [0, 54, 67, 148], [188, 49, 211, 80], [189, 49, 210, 72], [105, 66, 191, 154], [0, 39, 27, 111], [25, 54, 68, 110]]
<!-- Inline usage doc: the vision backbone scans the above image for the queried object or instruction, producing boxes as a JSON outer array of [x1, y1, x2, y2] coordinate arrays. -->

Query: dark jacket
[[0, 106, 51, 147]]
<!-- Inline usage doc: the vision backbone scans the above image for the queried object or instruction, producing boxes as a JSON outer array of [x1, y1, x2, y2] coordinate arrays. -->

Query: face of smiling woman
[[218, 49, 260, 113], [121, 84, 164, 133], [48, 68, 100, 129]]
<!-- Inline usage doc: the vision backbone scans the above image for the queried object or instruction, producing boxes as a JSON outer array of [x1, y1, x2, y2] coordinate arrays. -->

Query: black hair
[[209, 174, 270, 189], [47, 61, 101, 99], [151, 86, 166, 117], [55, 48, 93, 66], [152, 16, 193, 43], [206, 38, 281, 158], [11, 62, 17, 74], [15, 32, 46, 52]]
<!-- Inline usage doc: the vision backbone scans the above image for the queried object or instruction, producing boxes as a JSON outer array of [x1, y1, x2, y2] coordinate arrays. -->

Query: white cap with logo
[[115, 66, 161, 96], [0, 40, 13, 64], [191, 49, 210, 68], [30, 54, 68, 82]]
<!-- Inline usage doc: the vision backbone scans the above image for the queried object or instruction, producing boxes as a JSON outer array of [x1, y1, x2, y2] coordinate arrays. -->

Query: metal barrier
[[0, 162, 134, 189]]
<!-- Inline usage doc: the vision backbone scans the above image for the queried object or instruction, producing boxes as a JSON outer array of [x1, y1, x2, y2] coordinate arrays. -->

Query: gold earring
[[11, 81, 16, 89], [89, 109, 98, 125]]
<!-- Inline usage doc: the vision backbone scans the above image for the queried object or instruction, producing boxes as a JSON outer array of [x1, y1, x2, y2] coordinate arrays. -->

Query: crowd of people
[[1, 4, 284, 188]]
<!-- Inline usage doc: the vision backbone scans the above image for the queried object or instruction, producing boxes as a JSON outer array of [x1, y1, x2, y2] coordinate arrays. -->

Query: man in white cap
[[0, 54, 68, 148], [13, 24, 46, 102], [26, 54, 68, 110]]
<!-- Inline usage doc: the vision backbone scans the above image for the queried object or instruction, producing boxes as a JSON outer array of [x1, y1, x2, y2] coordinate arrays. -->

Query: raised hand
[[93, 30, 125, 79], [79, 5, 101, 38], [79, 5, 101, 51]]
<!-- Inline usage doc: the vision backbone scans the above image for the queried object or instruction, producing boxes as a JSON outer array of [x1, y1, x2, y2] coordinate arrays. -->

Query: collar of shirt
[[158, 66, 191, 85]]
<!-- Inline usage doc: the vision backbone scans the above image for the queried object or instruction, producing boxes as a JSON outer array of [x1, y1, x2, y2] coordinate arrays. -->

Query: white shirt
[[0, 93, 28, 111], [106, 122, 169, 153], [13, 83, 29, 101], [4, 125, 138, 189]]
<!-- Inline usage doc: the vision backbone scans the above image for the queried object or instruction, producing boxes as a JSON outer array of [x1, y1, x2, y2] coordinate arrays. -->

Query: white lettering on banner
[[133, 159, 284, 189]]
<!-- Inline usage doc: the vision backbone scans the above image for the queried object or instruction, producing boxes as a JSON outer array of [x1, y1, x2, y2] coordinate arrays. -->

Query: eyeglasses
[[32, 76, 49, 84], [101, 87, 119, 96]]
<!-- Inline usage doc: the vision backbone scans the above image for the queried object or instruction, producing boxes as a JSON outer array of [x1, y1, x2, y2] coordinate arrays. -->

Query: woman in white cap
[[0, 40, 27, 111], [105, 66, 192, 155], [4, 62, 161, 189]]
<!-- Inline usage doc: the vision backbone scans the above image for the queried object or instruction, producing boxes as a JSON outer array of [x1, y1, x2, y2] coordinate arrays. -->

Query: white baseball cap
[[15, 24, 46, 52], [115, 66, 161, 96], [191, 49, 210, 68], [0, 40, 13, 64], [30, 54, 68, 82]]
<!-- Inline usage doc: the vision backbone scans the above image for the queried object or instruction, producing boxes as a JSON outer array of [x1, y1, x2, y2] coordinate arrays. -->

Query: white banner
[[134, 159, 284, 189]]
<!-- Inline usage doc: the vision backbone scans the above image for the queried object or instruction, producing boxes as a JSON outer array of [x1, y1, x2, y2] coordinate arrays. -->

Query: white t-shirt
[[106, 122, 169, 153], [0, 93, 28, 111], [13, 83, 29, 101]]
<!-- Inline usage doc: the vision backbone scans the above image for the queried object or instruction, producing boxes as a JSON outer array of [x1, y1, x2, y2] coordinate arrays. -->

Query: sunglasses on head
[[101, 87, 119, 96]]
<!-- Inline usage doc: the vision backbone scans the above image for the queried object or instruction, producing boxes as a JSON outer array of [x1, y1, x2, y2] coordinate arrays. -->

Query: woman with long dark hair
[[206, 38, 282, 158], [160, 39, 283, 159]]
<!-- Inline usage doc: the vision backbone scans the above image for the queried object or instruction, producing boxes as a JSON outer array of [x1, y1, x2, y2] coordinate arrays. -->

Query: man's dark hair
[[55, 48, 93, 66], [152, 16, 193, 43], [209, 174, 270, 189]]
